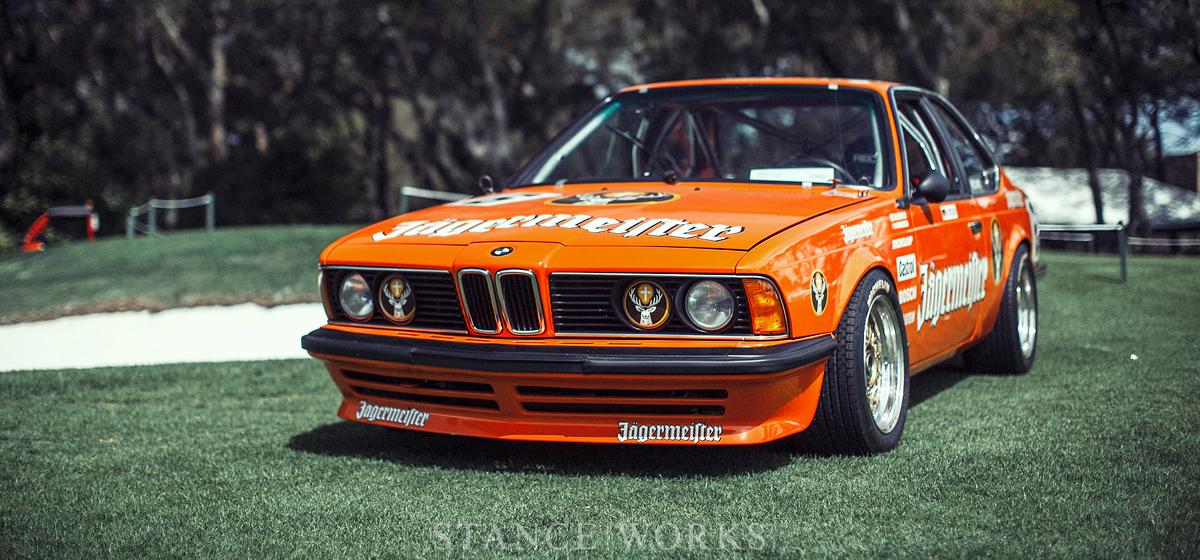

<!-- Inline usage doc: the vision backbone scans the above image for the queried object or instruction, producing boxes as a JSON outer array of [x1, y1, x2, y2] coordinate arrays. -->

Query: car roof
[[616, 77, 908, 97]]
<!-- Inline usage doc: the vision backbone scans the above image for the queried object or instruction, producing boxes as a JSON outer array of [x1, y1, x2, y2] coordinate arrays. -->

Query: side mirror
[[915, 170, 950, 203]]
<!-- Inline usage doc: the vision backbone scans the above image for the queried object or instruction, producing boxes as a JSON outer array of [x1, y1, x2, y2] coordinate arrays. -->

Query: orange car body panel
[[303, 78, 1039, 445], [313, 349, 827, 445]]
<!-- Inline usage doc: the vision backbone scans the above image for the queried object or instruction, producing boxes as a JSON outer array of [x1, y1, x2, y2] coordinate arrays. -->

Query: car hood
[[334, 183, 875, 253]]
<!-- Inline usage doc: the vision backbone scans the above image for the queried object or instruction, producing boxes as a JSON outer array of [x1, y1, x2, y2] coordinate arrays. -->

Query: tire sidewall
[[1010, 245, 1037, 371], [841, 270, 910, 452]]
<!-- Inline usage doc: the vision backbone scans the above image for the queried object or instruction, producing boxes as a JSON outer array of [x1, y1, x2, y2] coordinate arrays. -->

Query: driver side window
[[897, 99, 964, 197], [898, 116, 934, 188], [929, 103, 999, 195]]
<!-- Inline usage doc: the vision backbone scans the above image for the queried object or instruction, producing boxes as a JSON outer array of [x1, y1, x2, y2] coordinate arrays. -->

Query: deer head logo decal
[[622, 281, 670, 329], [379, 274, 416, 324], [990, 219, 1003, 285], [810, 270, 828, 316]]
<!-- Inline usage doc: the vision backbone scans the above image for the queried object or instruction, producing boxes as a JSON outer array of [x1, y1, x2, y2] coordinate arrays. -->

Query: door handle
[[969, 221, 983, 235]]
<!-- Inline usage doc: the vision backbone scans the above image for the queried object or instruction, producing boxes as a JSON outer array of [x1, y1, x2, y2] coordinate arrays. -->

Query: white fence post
[[205, 192, 215, 233]]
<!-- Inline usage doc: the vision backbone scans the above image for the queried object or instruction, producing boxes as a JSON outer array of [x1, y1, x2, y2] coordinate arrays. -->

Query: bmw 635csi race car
[[302, 77, 1043, 454]]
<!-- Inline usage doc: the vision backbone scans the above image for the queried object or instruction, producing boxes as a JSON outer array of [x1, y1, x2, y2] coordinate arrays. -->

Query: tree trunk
[[1120, 102, 1149, 236], [149, 27, 200, 171], [153, 5, 203, 168], [471, 30, 513, 171], [1148, 101, 1165, 181], [374, 94, 395, 219], [0, 3, 44, 186], [890, 0, 946, 93], [207, 0, 229, 163], [1068, 84, 1105, 224], [1127, 168, 1148, 235]]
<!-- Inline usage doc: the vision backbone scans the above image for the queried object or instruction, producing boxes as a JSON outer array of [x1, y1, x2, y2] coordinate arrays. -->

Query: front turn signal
[[743, 279, 787, 335]]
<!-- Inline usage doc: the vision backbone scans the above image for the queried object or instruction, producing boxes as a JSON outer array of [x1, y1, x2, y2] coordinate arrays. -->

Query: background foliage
[[2, 0, 1198, 241]]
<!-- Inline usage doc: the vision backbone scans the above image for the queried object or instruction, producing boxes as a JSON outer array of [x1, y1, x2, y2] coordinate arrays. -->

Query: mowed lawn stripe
[[0, 225, 356, 324]]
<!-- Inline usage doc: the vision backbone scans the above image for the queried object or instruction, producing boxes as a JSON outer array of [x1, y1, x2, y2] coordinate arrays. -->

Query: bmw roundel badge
[[491, 246, 514, 257]]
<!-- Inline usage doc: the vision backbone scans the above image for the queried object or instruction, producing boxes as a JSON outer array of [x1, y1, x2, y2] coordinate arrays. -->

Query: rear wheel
[[800, 269, 909, 455], [964, 244, 1037, 374]]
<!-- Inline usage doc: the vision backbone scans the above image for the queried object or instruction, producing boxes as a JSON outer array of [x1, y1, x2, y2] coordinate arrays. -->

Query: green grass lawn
[[0, 225, 357, 324], [2, 250, 1199, 558]]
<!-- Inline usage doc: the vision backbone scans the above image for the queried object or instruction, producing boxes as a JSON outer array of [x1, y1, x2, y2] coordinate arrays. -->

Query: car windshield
[[509, 85, 892, 189]]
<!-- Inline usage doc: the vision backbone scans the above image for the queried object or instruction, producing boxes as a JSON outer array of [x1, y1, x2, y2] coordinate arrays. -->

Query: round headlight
[[339, 273, 374, 320], [684, 280, 735, 332]]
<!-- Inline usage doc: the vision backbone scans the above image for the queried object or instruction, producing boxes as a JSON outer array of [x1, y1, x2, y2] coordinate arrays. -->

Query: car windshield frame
[[507, 84, 896, 191]]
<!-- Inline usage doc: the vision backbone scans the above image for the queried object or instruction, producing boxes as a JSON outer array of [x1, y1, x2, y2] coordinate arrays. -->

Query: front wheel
[[799, 269, 909, 455], [964, 244, 1038, 374]]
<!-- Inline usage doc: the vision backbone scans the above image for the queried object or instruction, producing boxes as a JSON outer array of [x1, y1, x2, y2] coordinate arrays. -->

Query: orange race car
[[302, 77, 1044, 454]]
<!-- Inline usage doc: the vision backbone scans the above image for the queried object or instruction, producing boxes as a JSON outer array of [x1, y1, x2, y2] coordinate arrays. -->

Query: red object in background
[[21, 202, 99, 252]]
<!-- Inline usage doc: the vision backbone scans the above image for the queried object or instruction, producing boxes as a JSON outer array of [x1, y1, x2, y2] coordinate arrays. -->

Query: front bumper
[[302, 328, 837, 445]]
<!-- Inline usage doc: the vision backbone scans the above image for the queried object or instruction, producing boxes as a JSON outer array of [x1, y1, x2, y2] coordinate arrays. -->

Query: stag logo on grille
[[621, 281, 670, 329], [378, 274, 417, 324]]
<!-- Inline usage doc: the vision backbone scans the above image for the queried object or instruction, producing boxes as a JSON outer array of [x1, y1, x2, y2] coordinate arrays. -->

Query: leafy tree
[[1070, 0, 1200, 234], [2, 0, 1196, 246]]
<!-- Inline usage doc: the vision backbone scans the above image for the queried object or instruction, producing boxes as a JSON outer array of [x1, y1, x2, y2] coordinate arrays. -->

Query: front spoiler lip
[[301, 328, 837, 376]]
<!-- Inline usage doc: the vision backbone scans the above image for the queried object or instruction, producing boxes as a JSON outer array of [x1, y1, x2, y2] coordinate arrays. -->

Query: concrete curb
[[0, 303, 325, 372]]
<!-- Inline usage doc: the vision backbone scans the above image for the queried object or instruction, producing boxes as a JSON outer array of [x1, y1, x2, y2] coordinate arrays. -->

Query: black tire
[[799, 269, 910, 455], [964, 244, 1037, 374]]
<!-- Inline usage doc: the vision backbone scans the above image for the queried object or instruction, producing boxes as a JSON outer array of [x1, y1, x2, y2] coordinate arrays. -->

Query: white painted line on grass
[[0, 303, 326, 372]]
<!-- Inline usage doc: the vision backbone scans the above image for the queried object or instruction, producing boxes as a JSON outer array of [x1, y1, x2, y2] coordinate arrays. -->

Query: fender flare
[[975, 218, 1033, 340], [829, 245, 894, 320], [999, 215, 1033, 288]]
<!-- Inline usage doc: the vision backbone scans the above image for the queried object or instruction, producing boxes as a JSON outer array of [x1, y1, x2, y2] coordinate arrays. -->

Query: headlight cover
[[684, 280, 735, 331], [339, 273, 374, 320]]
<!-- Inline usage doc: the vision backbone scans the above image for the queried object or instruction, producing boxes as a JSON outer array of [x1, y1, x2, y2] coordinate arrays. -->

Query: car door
[[892, 95, 990, 366], [924, 98, 1009, 338]]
